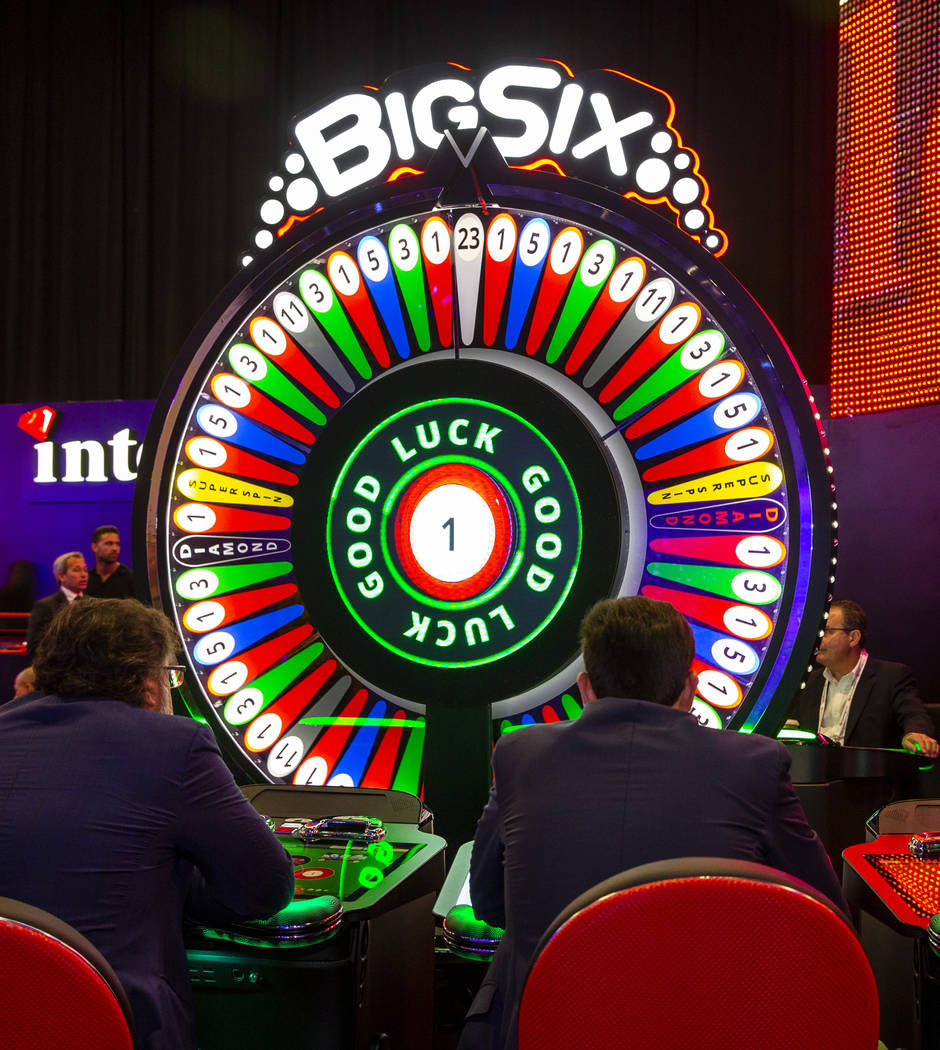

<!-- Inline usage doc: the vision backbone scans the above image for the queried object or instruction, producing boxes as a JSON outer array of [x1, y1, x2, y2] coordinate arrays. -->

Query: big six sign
[[244, 59, 727, 263]]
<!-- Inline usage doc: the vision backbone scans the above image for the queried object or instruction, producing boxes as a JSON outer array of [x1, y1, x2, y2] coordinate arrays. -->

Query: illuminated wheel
[[138, 158, 832, 795]]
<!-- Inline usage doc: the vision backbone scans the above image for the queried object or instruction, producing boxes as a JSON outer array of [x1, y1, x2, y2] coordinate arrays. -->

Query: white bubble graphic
[[260, 198, 285, 225], [285, 177, 318, 212], [672, 177, 700, 204], [636, 158, 671, 194]]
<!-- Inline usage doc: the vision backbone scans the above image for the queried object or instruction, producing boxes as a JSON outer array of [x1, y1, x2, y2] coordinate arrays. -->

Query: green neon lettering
[[465, 617, 489, 646], [448, 419, 470, 445], [534, 497, 560, 523], [527, 565, 554, 592], [473, 422, 501, 454], [354, 475, 381, 501], [348, 542, 372, 567], [488, 605, 515, 630], [392, 437, 416, 461], [358, 571, 384, 598], [404, 612, 431, 641], [416, 420, 441, 449], [435, 620, 456, 647], [347, 507, 371, 532], [535, 533, 562, 559], [522, 465, 549, 492]]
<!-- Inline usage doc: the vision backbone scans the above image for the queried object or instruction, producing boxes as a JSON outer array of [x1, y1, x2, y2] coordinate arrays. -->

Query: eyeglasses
[[821, 626, 852, 635], [165, 665, 186, 688]]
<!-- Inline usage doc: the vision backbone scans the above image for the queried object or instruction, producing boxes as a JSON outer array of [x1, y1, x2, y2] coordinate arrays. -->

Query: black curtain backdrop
[[0, 0, 838, 404]]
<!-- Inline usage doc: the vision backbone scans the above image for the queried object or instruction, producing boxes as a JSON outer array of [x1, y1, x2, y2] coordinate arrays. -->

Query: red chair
[[0, 896, 137, 1049], [517, 858, 880, 1050]]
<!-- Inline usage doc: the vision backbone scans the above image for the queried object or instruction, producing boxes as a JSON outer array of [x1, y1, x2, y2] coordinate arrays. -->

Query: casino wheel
[[138, 158, 832, 790]]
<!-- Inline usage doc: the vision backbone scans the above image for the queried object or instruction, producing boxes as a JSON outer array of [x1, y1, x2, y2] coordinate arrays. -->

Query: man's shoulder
[[493, 705, 785, 758], [0, 691, 44, 716], [678, 726, 789, 791], [112, 563, 135, 594], [493, 720, 570, 756], [113, 704, 211, 742], [88, 704, 219, 774], [31, 590, 62, 611], [1, 694, 203, 736], [66, 698, 211, 744], [688, 722, 781, 764], [86, 563, 135, 596], [863, 657, 908, 678]]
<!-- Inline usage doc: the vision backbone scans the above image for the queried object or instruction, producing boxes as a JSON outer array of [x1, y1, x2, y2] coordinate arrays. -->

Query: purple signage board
[[1, 400, 154, 600]]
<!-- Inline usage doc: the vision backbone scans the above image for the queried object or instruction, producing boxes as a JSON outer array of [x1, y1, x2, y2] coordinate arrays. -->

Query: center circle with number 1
[[394, 462, 513, 600], [326, 398, 582, 668]]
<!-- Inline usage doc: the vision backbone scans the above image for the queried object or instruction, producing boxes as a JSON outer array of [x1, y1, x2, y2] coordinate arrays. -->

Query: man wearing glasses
[[0, 598, 295, 1050], [793, 599, 938, 756]]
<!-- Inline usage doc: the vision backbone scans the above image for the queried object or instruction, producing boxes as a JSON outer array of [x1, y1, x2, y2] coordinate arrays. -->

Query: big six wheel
[[138, 157, 832, 797]]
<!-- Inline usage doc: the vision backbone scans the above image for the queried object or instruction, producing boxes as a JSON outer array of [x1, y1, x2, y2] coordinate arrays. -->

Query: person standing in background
[[12, 666, 35, 700], [26, 551, 87, 658], [86, 525, 136, 599]]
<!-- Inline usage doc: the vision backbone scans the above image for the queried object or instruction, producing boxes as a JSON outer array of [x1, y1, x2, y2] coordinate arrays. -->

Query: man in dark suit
[[458, 596, 846, 1050], [0, 599, 295, 1050], [25, 550, 88, 657], [793, 599, 937, 756]]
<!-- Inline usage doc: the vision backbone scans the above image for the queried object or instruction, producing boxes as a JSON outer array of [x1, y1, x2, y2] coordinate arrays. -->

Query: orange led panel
[[831, 0, 940, 415]]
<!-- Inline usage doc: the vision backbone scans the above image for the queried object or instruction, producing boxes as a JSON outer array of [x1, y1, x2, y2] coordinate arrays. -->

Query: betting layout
[[147, 188, 831, 792]]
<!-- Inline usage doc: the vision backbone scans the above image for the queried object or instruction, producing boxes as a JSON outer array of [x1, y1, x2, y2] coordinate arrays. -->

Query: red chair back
[[518, 858, 879, 1050], [0, 897, 137, 1049]]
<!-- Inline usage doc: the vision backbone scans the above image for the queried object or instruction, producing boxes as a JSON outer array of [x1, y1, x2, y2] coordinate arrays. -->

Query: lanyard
[[818, 651, 868, 742]]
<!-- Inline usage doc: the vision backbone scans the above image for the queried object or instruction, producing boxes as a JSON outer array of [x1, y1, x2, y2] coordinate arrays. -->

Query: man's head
[[53, 552, 88, 594], [816, 599, 866, 676], [577, 596, 696, 708], [91, 527, 121, 566], [13, 665, 35, 698], [34, 599, 179, 713]]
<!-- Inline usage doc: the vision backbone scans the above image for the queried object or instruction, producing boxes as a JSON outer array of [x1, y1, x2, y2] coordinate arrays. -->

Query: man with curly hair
[[0, 599, 295, 1050]]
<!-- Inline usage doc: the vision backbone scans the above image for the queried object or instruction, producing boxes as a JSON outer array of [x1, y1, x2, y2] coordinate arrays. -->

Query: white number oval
[[272, 291, 310, 334], [606, 258, 645, 303], [249, 316, 287, 357], [486, 214, 517, 263], [421, 217, 451, 265], [182, 600, 226, 634]]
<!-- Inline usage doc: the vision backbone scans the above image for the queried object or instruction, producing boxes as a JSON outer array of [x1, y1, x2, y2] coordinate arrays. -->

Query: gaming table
[[844, 827, 940, 1050], [186, 788, 445, 1050]]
